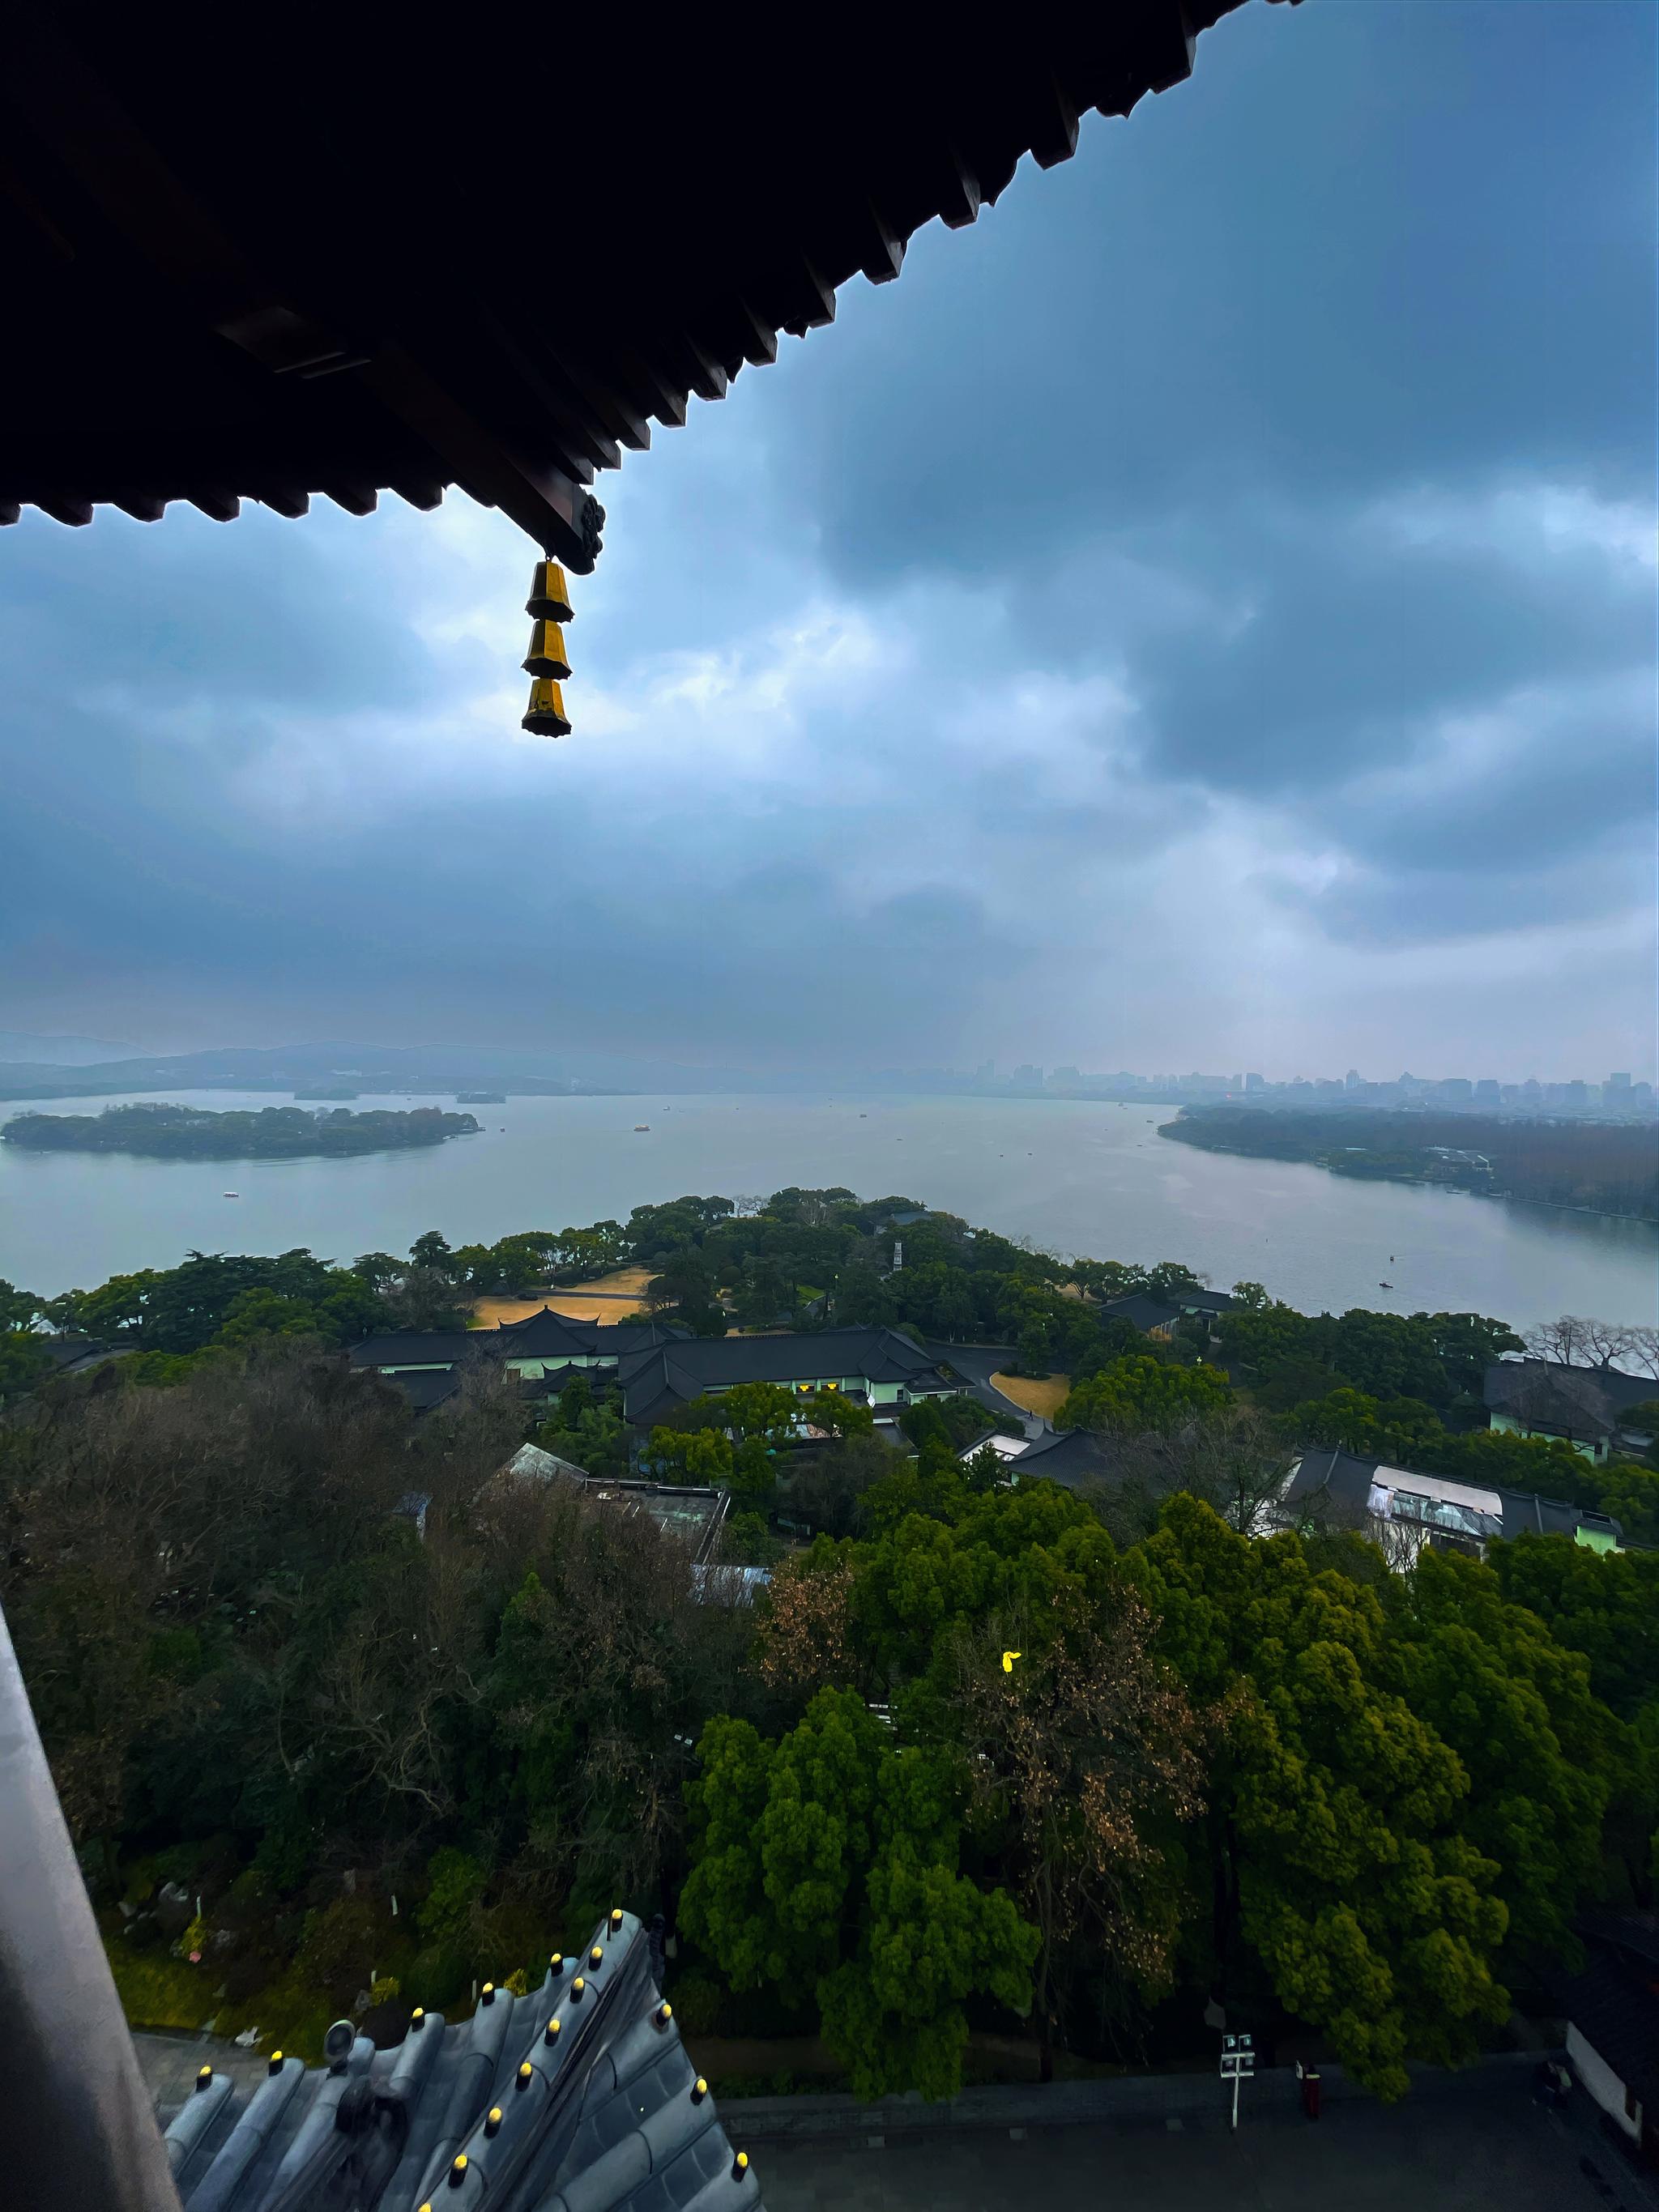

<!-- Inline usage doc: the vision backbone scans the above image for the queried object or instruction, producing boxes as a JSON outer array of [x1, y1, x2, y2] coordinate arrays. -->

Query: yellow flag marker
[[1002, 1651, 1021, 1673]]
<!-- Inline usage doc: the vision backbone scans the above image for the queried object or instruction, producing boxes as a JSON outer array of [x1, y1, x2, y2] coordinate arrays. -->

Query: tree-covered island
[[1, 1101, 480, 1161], [1162, 1106, 1659, 1222]]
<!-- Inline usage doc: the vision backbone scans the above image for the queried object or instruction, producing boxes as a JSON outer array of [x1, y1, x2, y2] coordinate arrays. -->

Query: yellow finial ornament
[[522, 561, 574, 734], [1002, 1650, 1021, 1673], [522, 678, 570, 737], [527, 560, 574, 623]]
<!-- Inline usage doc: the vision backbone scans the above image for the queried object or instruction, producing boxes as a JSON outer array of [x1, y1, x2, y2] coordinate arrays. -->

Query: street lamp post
[[1219, 2032, 1255, 2132]]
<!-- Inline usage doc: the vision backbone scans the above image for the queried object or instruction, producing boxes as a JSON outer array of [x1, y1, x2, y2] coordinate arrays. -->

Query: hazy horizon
[[3, 2, 1655, 1080], [0, 1026, 1647, 1095]]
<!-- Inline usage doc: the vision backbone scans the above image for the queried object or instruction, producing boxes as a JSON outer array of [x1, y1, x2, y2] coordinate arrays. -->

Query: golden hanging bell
[[527, 560, 574, 623], [522, 620, 572, 680], [522, 678, 571, 737]]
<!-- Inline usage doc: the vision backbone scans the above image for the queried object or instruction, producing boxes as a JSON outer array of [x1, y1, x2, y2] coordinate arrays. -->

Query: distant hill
[[0, 1039, 770, 1100], [0, 1029, 135, 1066]]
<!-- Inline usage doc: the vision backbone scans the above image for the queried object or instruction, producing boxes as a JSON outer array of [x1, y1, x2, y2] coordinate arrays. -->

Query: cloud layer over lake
[[2, 2, 1653, 1080]]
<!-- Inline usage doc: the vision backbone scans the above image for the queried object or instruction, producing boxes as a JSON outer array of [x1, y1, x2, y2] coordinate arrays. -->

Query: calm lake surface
[[2, 1090, 1655, 1332]]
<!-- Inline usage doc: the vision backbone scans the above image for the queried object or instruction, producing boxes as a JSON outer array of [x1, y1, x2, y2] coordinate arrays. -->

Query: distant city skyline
[[0, 1029, 1653, 1116], [864, 1063, 1657, 1116]]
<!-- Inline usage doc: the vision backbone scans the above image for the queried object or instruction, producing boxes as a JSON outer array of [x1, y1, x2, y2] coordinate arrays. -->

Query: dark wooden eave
[[0, 5, 1295, 566]]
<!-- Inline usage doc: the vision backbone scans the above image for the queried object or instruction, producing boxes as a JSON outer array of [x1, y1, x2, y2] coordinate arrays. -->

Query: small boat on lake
[[223, 1191, 239, 1198], [634, 1123, 650, 1132]]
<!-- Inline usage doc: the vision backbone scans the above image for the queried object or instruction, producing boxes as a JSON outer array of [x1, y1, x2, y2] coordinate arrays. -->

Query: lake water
[[1, 1090, 1655, 1332]]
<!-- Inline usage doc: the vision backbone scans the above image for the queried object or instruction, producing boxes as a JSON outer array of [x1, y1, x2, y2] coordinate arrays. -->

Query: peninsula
[[1160, 1106, 1659, 1222], [1, 1102, 480, 1161]]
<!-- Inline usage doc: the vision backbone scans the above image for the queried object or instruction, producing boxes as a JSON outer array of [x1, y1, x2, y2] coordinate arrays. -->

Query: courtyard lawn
[[991, 1371, 1071, 1420]]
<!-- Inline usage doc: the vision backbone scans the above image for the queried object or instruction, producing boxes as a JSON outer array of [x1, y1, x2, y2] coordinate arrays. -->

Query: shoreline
[[1158, 1129, 1658, 1230]]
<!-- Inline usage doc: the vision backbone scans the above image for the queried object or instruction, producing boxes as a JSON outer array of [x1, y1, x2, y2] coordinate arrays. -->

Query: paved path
[[134, 2031, 1657, 2212], [749, 2071, 1646, 2212], [920, 1344, 1042, 1434], [136, 2031, 270, 2124]]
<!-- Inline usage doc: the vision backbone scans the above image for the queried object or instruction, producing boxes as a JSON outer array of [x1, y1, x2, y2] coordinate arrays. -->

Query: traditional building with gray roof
[[1483, 1357, 1657, 1464], [1281, 1445, 1624, 1563], [351, 1315, 689, 1411], [1000, 1427, 1125, 1492], [616, 1326, 958, 1430], [158, 1913, 759, 2212]]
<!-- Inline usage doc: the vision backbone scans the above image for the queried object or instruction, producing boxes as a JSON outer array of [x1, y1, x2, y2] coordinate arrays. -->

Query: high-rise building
[[1011, 1063, 1043, 1089], [1345, 1068, 1363, 1089], [1245, 1072, 1266, 1092], [1475, 1079, 1501, 1104], [1608, 1072, 1632, 1091]]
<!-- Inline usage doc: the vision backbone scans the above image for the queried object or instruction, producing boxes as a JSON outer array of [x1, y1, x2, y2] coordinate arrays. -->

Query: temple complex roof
[[154, 1912, 757, 2212]]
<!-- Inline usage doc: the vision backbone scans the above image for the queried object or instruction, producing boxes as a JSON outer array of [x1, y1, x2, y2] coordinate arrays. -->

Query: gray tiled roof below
[[156, 1914, 760, 2212]]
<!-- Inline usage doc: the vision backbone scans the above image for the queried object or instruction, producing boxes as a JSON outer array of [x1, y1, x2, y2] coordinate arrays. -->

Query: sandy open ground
[[989, 1371, 1071, 1419], [472, 1266, 655, 1327]]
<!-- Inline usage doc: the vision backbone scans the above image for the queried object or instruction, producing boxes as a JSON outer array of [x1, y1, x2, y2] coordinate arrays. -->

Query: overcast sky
[[2, 0, 1654, 1083]]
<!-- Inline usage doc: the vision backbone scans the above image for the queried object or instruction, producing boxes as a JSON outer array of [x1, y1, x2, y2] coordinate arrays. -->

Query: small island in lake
[[1, 1102, 480, 1161]]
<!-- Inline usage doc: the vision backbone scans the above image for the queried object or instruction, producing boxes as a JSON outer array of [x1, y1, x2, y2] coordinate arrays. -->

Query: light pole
[[1219, 2032, 1255, 2132]]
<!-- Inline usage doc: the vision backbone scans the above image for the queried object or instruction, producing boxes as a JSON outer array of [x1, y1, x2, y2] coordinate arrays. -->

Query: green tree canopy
[[1128, 1497, 1509, 2099], [681, 1688, 1037, 2099], [1391, 1549, 1614, 1969], [1486, 1535, 1659, 1721], [1058, 1353, 1231, 1436]]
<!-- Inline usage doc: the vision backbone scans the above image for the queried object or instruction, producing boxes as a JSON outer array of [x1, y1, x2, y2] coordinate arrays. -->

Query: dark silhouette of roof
[[156, 1912, 759, 2212], [351, 1317, 687, 1378], [351, 1332, 483, 1369], [497, 1312, 689, 1362], [389, 1370, 467, 1417], [619, 1327, 953, 1427], [1483, 1358, 1657, 1440], [2, 7, 1296, 558], [1013, 1429, 1124, 1490], [1561, 1948, 1659, 2114], [1099, 1292, 1183, 1334], [35, 1332, 123, 1373], [577, 1481, 731, 1566], [1284, 1446, 1623, 1547], [495, 1308, 604, 1362]]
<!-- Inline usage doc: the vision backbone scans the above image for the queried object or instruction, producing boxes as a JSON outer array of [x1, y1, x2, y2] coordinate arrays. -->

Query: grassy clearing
[[107, 1942, 211, 2034], [991, 1371, 1071, 1420], [106, 1935, 339, 2061]]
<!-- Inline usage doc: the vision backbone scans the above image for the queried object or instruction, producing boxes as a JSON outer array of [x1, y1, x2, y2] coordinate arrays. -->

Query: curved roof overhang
[[0, 4, 1298, 566]]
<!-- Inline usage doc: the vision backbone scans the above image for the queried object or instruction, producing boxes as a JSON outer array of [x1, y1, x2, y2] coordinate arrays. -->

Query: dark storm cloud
[[1121, 494, 1656, 795], [773, 2, 1654, 575], [0, 0, 1653, 1075]]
